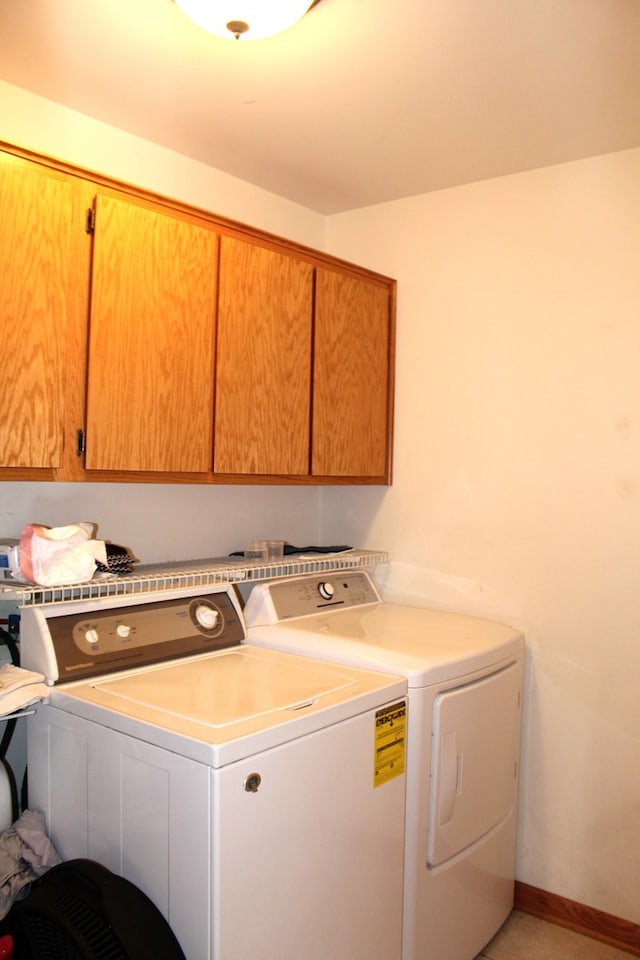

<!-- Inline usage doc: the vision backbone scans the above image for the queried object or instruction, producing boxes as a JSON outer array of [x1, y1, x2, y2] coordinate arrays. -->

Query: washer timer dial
[[189, 598, 225, 637], [194, 603, 220, 631]]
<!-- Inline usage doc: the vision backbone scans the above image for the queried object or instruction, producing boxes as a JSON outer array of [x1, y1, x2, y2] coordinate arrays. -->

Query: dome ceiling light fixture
[[174, 0, 322, 41]]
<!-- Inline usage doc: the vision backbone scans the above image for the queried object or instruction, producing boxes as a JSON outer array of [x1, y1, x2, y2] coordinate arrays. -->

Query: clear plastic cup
[[266, 539, 285, 560], [245, 540, 269, 560]]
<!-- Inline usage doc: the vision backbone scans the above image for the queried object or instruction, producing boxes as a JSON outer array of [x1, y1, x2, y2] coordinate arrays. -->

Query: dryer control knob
[[318, 581, 335, 600], [84, 627, 99, 646]]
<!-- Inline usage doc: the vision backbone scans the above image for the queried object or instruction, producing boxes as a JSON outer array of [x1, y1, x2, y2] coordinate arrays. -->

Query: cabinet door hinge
[[86, 208, 95, 234], [76, 429, 86, 456]]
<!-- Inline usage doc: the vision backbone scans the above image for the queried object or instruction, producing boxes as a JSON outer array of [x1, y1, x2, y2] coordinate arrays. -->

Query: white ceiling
[[1, 0, 639, 214]]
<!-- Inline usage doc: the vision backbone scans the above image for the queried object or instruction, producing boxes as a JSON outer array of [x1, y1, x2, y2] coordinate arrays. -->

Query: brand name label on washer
[[373, 700, 407, 787]]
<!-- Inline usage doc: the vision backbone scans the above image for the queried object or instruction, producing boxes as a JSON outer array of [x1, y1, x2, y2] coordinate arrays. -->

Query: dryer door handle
[[438, 731, 463, 826]]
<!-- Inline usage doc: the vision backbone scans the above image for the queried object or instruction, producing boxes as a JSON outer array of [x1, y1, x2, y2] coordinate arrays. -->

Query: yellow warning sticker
[[373, 700, 407, 788]]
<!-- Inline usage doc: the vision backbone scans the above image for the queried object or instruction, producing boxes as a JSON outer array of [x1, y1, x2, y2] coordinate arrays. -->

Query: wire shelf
[[0, 549, 389, 606]]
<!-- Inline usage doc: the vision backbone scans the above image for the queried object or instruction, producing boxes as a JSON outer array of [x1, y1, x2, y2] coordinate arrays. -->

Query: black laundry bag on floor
[[1, 859, 187, 960]]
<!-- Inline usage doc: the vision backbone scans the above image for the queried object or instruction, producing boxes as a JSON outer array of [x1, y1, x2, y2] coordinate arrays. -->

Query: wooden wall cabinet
[[313, 268, 393, 480], [0, 143, 395, 485], [0, 152, 86, 477], [214, 241, 395, 483], [214, 236, 313, 477], [85, 192, 219, 474]]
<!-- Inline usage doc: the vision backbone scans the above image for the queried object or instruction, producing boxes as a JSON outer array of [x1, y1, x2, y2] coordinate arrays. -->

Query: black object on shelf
[[231, 544, 352, 557]]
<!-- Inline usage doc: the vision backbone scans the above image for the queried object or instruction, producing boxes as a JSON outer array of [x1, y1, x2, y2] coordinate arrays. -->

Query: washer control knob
[[318, 581, 335, 601], [116, 623, 131, 639], [85, 627, 99, 646], [195, 604, 219, 630]]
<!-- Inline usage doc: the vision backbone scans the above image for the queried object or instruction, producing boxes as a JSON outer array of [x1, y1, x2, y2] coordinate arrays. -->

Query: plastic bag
[[18, 523, 107, 587]]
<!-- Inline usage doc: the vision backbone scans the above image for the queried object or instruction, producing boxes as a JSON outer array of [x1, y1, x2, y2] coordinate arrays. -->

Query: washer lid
[[49, 645, 406, 766], [93, 650, 354, 727], [246, 602, 523, 687]]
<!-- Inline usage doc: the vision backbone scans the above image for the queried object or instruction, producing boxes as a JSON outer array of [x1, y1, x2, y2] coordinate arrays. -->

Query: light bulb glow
[[174, 0, 315, 41]]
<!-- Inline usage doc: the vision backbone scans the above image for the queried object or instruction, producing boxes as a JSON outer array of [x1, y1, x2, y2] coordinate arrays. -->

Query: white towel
[[0, 664, 49, 716]]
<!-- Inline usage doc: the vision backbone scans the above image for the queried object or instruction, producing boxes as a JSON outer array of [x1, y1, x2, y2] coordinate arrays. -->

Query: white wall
[[0, 482, 322, 564], [0, 81, 327, 561], [323, 148, 640, 923]]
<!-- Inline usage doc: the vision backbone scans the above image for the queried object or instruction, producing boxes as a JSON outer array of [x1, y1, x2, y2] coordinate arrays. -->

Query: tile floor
[[475, 911, 634, 959]]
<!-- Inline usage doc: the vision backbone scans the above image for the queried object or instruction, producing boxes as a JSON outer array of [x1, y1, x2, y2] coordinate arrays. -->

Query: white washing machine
[[21, 583, 408, 960], [244, 571, 525, 960]]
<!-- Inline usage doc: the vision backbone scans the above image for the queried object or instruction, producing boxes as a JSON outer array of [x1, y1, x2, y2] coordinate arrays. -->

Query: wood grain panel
[[515, 881, 640, 956], [214, 237, 313, 475], [85, 193, 218, 472], [0, 154, 73, 467], [312, 269, 392, 479]]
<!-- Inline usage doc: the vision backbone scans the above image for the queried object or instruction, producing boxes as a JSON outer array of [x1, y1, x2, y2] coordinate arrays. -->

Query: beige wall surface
[[324, 147, 640, 924]]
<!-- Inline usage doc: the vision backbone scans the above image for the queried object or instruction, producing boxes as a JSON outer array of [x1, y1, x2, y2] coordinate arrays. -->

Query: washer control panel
[[30, 587, 245, 684], [244, 571, 381, 625]]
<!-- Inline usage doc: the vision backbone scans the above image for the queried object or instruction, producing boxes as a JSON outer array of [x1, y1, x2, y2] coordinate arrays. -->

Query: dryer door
[[427, 660, 521, 868]]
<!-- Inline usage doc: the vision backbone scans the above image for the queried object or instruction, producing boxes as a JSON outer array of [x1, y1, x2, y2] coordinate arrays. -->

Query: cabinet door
[[214, 237, 313, 476], [313, 269, 393, 480], [0, 153, 75, 468], [85, 192, 218, 473]]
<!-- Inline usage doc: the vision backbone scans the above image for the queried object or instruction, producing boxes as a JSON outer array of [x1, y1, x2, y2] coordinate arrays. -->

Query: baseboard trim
[[515, 881, 640, 957]]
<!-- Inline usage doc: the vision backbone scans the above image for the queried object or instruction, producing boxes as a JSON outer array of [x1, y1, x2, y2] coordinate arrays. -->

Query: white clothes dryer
[[244, 570, 525, 960], [22, 583, 407, 960]]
